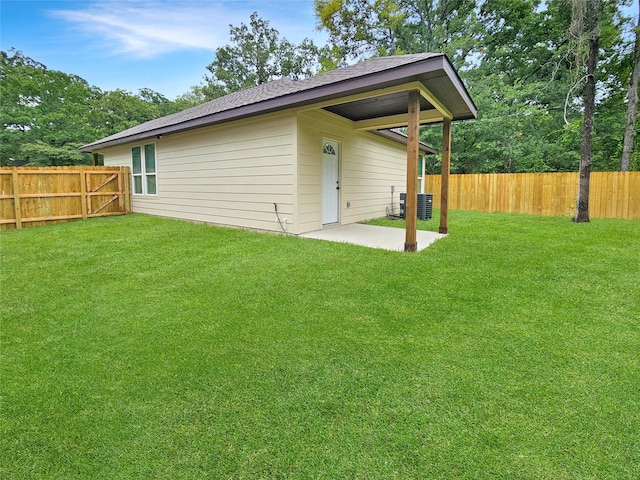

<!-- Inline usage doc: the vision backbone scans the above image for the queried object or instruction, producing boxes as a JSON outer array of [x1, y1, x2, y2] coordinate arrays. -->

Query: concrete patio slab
[[299, 223, 446, 252]]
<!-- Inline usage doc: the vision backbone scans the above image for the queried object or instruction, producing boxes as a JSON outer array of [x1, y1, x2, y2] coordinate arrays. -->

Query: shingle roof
[[80, 53, 475, 152]]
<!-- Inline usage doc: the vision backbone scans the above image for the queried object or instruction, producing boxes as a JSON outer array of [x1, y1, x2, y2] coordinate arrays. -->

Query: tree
[[18, 141, 86, 166], [0, 49, 99, 165], [137, 88, 182, 117], [173, 84, 211, 110], [89, 89, 164, 139], [621, 2, 640, 171], [571, 0, 602, 223], [1, 49, 178, 166], [314, 0, 479, 68], [204, 12, 322, 98]]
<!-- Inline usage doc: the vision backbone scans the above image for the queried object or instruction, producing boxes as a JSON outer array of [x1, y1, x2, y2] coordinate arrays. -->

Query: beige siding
[[100, 108, 409, 235], [297, 110, 407, 232], [101, 112, 297, 232]]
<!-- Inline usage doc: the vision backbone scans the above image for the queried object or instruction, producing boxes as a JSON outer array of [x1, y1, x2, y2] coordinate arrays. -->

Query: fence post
[[12, 170, 22, 229], [80, 167, 88, 220], [124, 167, 131, 213], [117, 169, 123, 212]]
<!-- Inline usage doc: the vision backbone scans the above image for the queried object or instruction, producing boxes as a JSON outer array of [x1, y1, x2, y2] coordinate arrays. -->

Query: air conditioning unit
[[400, 193, 433, 220], [417, 193, 433, 220]]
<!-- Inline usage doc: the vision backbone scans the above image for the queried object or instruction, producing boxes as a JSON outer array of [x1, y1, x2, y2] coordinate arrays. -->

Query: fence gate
[[0, 166, 131, 229], [86, 170, 124, 217]]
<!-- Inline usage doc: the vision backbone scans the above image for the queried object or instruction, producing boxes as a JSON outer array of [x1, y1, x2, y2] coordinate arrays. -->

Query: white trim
[[131, 142, 158, 196]]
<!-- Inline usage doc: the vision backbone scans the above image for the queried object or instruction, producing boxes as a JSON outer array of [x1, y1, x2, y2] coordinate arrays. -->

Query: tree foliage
[[316, 0, 638, 173], [1, 50, 96, 165], [0, 49, 181, 166], [314, 0, 479, 68], [203, 12, 323, 98]]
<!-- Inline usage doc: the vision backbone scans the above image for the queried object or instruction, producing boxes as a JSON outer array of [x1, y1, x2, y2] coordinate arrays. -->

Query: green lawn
[[1, 212, 639, 479]]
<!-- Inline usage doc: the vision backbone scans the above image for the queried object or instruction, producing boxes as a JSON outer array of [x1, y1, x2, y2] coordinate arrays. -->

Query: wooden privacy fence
[[0, 166, 131, 229], [424, 171, 640, 220]]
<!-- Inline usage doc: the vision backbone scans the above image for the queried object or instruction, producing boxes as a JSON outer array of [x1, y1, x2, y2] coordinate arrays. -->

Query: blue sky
[[1, 0, 327, 99]]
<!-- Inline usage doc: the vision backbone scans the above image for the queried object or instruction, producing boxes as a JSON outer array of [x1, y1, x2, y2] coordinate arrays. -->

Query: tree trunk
[[621, 5, 640, 172], [573, 12, 599, 222]]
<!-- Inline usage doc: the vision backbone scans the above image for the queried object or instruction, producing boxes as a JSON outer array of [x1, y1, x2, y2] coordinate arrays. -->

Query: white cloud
[[49, 2, 247, 58]]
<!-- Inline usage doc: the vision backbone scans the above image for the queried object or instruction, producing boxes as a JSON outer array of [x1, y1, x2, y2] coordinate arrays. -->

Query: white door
[[322, 140, 339, 225]]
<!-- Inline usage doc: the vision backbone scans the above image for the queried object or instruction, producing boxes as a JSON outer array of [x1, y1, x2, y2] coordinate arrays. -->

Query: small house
[[80, 53, 477, 247]]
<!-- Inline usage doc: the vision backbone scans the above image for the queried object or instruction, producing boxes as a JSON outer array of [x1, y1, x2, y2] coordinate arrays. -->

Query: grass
[[1, 211, 639, 479]]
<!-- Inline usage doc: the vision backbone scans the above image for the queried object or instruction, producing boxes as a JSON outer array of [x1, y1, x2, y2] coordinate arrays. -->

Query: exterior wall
[[297, 109, 408, 233], [100, 107, 409, 235], [101, 112, 297, 232]]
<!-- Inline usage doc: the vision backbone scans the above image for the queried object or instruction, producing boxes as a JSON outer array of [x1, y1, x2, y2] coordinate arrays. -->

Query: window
[[323, 143, 336, 155], [132, 143, 157, 195]]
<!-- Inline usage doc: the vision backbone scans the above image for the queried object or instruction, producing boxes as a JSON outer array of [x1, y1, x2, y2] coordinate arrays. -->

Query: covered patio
[[298, 54, 477, 251]]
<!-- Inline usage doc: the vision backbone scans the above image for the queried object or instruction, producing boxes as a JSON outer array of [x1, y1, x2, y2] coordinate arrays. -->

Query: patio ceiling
[[299, 60, 476, 133], [325, 90, 436, 122], [318, 83, 449, 131]]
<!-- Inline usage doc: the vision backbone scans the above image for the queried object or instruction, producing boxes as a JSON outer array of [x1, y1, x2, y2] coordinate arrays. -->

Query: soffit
[[324, 91, 435, 122]]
